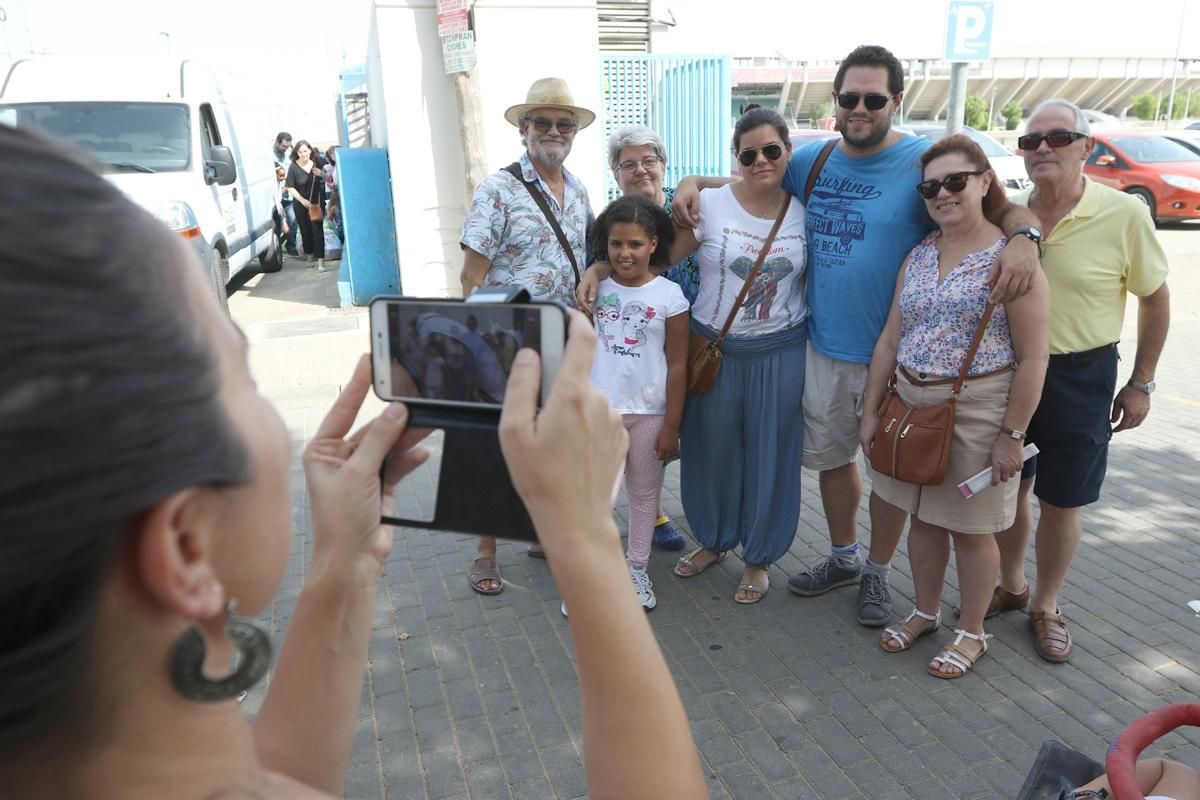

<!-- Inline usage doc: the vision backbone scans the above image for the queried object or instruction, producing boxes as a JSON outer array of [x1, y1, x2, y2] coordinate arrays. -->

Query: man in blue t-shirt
[[673, 45, 1040, 628]]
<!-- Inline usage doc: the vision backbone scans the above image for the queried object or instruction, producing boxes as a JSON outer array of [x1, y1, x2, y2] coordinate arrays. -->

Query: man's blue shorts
[[1020, 343, 1119, 509]]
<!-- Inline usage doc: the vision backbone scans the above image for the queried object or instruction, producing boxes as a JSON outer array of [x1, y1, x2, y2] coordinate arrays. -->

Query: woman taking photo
[[0, 126, 707, 800], [861, 134, 1050, 678], [285, 139, 327, 271], [582, 107, 808, 604]]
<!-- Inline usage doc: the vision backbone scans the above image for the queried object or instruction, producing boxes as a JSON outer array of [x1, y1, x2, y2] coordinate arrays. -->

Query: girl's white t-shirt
[[591, 276, 689, 414], [692, 184, 808, 337]]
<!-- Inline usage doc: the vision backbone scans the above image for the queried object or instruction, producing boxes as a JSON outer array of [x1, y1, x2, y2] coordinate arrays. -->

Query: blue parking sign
[[945, 1, 994, 62]]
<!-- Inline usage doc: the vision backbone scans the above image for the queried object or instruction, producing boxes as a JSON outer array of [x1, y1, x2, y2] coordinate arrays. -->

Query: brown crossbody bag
[[867, 302, 997, 486]]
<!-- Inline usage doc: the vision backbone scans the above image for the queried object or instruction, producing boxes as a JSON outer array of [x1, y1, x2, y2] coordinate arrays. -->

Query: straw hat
[[504, 77, 596, 130]]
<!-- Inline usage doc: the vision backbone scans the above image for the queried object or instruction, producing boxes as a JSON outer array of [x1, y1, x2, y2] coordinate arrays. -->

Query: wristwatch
[[1127, 378, 1156, 394], [1000, 427, 1026, 440], [1012, 226, 1043, 246]]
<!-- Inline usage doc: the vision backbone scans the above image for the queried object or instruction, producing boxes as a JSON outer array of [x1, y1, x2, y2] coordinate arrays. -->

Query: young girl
[[590, 195, 690, 610]]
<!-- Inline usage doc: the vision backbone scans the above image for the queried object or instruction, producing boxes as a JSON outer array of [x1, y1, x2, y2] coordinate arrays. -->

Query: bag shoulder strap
[[804, 139, 838, 204], [504, 162, 581, 285], [714, 194, 792, 346], [951, 302, 998, 395]]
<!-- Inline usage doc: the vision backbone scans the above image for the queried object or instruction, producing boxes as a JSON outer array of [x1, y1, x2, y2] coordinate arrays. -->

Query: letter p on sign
[[945, 1, 993, 62]]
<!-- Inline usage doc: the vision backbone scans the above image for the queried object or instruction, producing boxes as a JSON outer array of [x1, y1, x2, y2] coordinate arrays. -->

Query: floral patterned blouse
[[896, 237, 1014, 378], [661, 187, 700, 305], [460, 152, 593, 308]]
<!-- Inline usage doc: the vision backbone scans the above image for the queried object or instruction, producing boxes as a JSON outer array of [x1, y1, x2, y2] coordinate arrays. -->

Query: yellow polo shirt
[[1014, 178, 1168, 355]]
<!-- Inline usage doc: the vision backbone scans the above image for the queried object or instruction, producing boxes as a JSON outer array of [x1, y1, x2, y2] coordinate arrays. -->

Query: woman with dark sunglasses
[[859, 134, 1050, 679]]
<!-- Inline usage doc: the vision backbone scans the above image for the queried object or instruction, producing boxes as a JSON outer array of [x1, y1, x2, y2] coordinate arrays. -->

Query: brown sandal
[[881, 608, 941, 653], [928, 628, 992, 679], [673, 548, 726, 578], [469, 556, 504, 595], [1030, 609, 1072, 663], [954, 583, 1029, 620]]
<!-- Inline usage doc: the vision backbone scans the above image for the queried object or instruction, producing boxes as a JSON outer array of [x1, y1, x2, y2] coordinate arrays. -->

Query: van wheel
[[1125, 187, 1157, 225], [210, 251, 230, 313], [259, 230, 283, 274]]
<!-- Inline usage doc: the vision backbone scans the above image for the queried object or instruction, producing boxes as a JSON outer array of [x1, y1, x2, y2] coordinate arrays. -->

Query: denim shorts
[[1021, 343, 1119, 508]]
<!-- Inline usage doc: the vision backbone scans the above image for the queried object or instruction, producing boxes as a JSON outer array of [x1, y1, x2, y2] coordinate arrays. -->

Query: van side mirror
[[1096, 154, 1117, 167], [205, 145, 237, 186]]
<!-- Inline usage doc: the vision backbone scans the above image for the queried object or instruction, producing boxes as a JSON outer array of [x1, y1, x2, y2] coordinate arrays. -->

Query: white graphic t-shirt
[[591, 276, 690, 414], [691, 184, 807, 337]]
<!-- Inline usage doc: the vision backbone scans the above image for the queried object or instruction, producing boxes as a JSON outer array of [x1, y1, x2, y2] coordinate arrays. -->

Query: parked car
[[1187, 121, 1200, 131], [0, 57, 282, 310], [1080, 109, 1123, 129], [905, 124, 1032, 196], [1083, 132, 1200, 224], [1164, 129, 1200, 157]]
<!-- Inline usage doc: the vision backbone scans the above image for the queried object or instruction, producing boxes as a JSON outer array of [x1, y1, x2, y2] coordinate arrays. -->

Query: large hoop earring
[[169, 601, 272, 703]]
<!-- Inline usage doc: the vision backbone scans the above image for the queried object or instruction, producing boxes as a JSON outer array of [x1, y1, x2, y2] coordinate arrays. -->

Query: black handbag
[[1016, 739, 1106, 800]]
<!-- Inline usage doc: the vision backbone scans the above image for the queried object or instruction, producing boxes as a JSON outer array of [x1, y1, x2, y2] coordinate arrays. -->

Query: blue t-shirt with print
[[783, 135, 934, 364]]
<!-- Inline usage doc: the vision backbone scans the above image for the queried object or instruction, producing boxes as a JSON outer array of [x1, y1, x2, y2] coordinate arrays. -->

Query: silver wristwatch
[[1127, 378, 1156, 395]]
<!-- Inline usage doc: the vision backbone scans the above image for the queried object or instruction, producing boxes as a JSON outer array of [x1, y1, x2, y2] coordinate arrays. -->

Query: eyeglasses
[[1017, 130, 1087, 151], [737, 143, 784, 167], [528, 117, 578, 134], [835, 92, 895, 111], [618, 156, 662, 173], [915, 170, 985, 199]]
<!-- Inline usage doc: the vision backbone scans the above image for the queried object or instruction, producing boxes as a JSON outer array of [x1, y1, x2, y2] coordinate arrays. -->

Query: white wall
[[371, 0, 602, 298]]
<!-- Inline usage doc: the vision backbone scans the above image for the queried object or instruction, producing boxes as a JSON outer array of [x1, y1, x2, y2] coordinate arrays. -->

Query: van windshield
[[0, 102, 190, 172]]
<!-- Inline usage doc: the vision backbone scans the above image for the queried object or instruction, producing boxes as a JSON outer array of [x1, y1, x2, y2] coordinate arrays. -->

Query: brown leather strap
[[715, 195, 791, 347], [899, 361, 1015, 387], [951, 302, 998, 396], [804, 139, 837, 204], [504, 162, 581, 285]]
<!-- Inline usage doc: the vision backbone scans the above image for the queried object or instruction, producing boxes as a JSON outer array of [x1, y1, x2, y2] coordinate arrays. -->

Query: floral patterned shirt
[[896, 237, 1014, 378], [460, 152, 593, 308], [661, 187, 700, 305]]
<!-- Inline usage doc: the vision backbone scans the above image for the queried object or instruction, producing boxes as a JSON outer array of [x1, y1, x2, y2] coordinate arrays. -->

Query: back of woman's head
[[920, 133, 1009, 219], [592, 194, 676, 268], [732, 107, 789, 154], [0, 125, 246, 757]]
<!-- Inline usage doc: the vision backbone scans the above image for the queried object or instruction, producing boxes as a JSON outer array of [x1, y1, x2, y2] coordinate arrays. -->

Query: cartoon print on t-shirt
[[594, 292, 621, 351], [730, 256, 795, 322], [619, 301, 656, 349]]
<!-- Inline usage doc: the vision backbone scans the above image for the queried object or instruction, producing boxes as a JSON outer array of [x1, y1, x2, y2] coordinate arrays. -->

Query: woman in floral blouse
[[858, 134, 1050, 679]]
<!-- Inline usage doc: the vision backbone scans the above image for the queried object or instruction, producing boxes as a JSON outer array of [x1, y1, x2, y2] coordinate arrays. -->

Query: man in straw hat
[[460, 77, 596, 593]]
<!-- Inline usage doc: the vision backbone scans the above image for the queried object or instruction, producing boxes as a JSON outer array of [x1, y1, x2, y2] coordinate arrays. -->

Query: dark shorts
[[1021, 343, 1119, 508]]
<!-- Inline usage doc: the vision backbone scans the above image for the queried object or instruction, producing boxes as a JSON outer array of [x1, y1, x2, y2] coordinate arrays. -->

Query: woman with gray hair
[[607, 125, 700, 551]]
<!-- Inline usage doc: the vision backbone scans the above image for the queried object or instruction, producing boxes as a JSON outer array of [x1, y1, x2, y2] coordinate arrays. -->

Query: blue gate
[[600, 55, 732, 202], [337, 147, 400, 305]]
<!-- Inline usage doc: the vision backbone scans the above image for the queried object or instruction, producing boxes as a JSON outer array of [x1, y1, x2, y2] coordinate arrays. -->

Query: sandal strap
[[883, 609, 940, 650], [910, 608, 940, 623], [737, 583, 765, 593], [950, 628, 993, 645], [931, 647, 974, 673]]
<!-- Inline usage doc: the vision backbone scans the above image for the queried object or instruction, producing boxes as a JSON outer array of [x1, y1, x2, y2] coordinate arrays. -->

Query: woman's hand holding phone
[[304, 355, 430, 578], [499, 311, 626, 556]]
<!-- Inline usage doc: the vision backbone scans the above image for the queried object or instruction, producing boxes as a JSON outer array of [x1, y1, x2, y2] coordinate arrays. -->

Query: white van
[[0, 57, 282, 309]]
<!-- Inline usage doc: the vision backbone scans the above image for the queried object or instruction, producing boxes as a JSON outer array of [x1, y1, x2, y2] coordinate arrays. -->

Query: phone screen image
[[385, 302, 544, 408]]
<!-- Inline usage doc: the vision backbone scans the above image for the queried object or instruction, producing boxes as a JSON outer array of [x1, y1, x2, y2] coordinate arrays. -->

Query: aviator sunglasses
[[1017, 130, 1087, 151], [836, 92, 895, 111], [737, 143, 784, 167], [915, 170, 985, 199]]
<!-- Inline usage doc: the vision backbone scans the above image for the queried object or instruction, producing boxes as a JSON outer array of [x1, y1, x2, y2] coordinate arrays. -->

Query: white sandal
[[880, 608, 941, 653], [928, 628, 993, 679]]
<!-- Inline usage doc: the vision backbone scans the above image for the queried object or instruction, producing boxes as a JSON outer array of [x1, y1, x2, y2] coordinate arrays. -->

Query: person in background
[[272, 131, 298, 256], [0, 123, 709, 800], [285, 139, 329, 272]]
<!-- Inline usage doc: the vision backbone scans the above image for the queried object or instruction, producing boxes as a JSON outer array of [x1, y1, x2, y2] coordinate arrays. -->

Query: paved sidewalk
[[234, 229, 1200, 800]]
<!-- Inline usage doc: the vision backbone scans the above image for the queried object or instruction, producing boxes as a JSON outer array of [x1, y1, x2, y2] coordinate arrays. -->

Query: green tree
[[1131, 92, 1159, 121], [964, 94, 990, 129], [812, 99, 834, 126], [1000, 101, 1022, 131]]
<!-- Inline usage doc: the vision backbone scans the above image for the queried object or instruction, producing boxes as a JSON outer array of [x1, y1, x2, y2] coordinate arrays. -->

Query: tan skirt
[[869, 367, 1018, 534]]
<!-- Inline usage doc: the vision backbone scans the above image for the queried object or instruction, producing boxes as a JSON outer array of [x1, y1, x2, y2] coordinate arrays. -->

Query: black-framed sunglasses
[[835, 92, 895, 111], [737, 143, 784, 167], [915, 170, 985, 199], [528, 117, 578, 134], [1017, 130, 1087, 151]]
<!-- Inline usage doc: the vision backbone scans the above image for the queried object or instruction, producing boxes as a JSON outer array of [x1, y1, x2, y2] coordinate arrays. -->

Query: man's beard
[[528, 137, 570, 168], [836, 113, 892, 150]]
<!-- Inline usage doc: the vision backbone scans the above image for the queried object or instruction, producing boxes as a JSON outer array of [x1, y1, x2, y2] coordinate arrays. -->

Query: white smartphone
[[369, 296, 567, 410]]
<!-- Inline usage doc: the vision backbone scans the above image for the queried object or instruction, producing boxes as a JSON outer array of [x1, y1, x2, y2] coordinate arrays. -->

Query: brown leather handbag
[[687, 195, 790, 395], [868, 302, 997, 486], [307, 175, 324, 222]]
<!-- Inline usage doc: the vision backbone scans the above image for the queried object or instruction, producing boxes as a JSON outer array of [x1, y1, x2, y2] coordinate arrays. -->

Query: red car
[[1083, 132, 1200, 223]]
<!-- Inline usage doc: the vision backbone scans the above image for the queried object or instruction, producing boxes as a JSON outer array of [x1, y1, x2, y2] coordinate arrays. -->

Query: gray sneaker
[[856, 572, 893, 627], [787, 556, 862, 596]]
